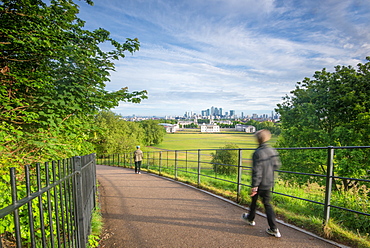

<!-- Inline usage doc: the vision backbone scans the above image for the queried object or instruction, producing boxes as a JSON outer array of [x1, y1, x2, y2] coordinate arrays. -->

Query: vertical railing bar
[[130, 153, 132, 168], [186, 151, 188, 173], [175, 150, 178, 179], [73, 156, 86, 248], [45, 162, 55, 248], [159, 151, 162, 175], [36, 163, 47, 247], [324, 146, 334, 225], [70, 157, 78, 247], [147, 152, 150, 170], [93, 153, 97, 210], [25, 165, 36, 247], [197, 149, 201, 186], [52, 161, 62, 248], [66, 158, 74, 247], [58, 160, 67, 248], [10, 168, 22, 247], [237, 149, 243, 203]]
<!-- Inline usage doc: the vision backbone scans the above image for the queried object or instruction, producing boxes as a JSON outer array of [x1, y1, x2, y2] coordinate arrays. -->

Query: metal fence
[[0, 153, 96, 248], [98, 146, 370, 227]]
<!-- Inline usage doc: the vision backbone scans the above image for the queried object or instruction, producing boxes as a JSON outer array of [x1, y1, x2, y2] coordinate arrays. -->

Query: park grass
[[151, 129, 265, 151]]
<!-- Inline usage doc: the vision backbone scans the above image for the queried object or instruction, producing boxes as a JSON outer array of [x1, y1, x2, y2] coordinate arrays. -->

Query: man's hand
[[250, 187, 258, 197]]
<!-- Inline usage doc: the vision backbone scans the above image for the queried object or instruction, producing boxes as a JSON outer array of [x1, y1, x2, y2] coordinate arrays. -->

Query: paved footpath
[[96, 165, 347, 248]]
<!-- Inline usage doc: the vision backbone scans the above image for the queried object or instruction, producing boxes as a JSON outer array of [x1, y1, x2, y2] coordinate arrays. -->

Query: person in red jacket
[[241, 129, 282, 238]]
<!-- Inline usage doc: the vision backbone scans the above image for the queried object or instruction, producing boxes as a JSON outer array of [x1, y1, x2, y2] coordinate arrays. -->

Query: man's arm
[[251, 151, 262, 196]]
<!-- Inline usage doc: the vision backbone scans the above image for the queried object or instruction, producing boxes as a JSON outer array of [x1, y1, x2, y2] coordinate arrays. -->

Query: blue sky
[[77, 0, 370, 117]]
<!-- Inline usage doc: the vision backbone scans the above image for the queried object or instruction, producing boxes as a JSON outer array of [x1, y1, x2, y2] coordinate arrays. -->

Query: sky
[[76, 0, 370, 117]]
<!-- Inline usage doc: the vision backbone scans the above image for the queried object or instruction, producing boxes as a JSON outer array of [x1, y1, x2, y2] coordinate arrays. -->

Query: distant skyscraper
[[215, 107, 219, 116], [230, 110, 235, 117]]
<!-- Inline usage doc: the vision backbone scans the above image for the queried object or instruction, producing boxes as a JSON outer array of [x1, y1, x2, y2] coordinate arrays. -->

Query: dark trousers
[[247, 189, 278, 230], [135, 161, 142, 173]]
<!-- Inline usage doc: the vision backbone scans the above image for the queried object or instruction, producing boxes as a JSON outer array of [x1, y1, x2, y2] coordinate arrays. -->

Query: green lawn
[[152, 130, 278, 151]]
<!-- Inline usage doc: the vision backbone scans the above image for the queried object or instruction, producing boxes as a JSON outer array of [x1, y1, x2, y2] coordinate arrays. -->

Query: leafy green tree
[[140, 120, 166, 146], [184, 123, 198, 128], [276, 58, 370, 189], [197, 119, 210, 124], [0, 0, 147, 167], [244, 119, 281, 135], [211, 143, 239, 175], [92, 111, 144, 155]]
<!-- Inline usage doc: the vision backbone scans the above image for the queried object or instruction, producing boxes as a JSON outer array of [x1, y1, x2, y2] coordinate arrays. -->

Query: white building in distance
[[235, 124, 256, 133], [201, 123, 220, 133], [159, 123, 179, 133]]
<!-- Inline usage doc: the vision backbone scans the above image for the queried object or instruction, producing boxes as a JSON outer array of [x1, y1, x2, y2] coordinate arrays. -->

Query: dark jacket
[[252, 143, 281, 190]]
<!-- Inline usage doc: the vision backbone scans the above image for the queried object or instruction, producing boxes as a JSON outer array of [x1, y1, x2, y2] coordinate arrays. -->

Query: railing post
[[175, 150, 178, 179], [324, 146, 334, 225], [73, 156, 86, 248], [197, 149, 201, 186], [237, 149, 243, 202], [147, 152, 150, 170], [25, 165, 36, 247], [167, 151, 169, 168], [129, 153, 132, 167], [186, 151, 188, 173], [159, 151, 162, 174], [10, 168, 22, 248]]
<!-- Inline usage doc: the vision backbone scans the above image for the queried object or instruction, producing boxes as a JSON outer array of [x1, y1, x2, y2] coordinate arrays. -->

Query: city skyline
[[124, 105, 277, 119], [76, 1, 370, 117]]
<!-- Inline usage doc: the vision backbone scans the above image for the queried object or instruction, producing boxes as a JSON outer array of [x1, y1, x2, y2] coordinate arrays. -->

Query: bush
[[211, 143, 239, 175]]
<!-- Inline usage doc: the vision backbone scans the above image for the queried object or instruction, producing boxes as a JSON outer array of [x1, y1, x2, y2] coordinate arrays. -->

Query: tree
[[276, 58, 370, 189], [245, 119, 281, 135], [140, 120, 166, 146], [211, 143, 239, 175], [0, 0, 147, 166], [92, 111, 144, 155]]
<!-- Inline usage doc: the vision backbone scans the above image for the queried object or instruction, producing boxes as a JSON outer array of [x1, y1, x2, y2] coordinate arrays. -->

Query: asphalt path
[[96, 165, 347, 248]]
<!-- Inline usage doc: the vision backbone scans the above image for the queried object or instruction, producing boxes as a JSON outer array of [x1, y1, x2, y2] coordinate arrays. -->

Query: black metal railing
[[0, 153, 96, 248], [98, 146, 370, 227]]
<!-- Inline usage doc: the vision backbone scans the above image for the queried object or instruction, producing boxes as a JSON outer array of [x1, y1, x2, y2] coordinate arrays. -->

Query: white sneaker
[[138, 172, 141, 174], [241, 213, 255, 226], [266, 228, 281, 238]]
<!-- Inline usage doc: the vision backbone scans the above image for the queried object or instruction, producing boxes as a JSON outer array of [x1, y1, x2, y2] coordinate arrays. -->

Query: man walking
[[134, 145, 143, 174], [241, 129, 282, 238]]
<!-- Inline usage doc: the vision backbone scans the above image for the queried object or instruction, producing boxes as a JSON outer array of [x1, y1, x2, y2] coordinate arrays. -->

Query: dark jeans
[[247, 189, 278, 230], [135, 161, 142, 173]]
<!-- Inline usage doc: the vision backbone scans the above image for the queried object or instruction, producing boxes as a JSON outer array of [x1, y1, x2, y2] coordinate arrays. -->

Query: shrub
[[211, 143, 239, 175]]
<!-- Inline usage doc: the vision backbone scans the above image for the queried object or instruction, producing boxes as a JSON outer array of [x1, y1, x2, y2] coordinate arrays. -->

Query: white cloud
[[78, 0, 370, 116]]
